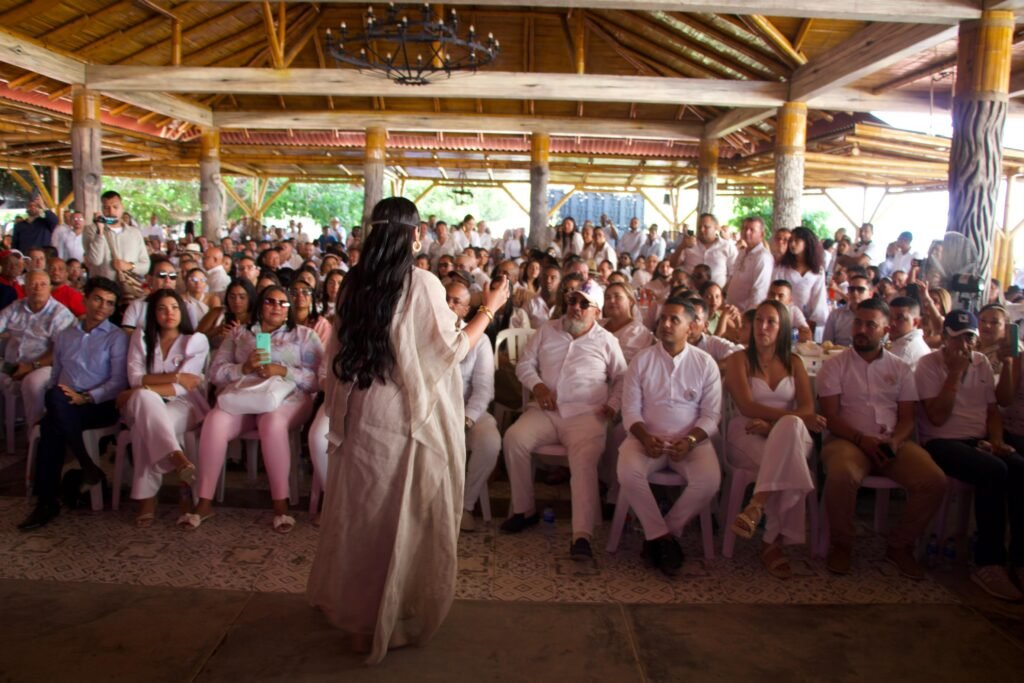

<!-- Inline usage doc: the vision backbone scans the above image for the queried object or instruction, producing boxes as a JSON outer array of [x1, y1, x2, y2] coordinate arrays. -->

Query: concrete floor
[[2, 577, 1023, 682]]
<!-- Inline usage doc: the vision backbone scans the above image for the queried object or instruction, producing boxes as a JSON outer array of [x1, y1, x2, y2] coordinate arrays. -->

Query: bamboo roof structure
[[0, 1, 1023, 191]]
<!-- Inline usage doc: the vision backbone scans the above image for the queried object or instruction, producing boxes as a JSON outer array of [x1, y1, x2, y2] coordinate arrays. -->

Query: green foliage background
[[728, 195, 831, 239]]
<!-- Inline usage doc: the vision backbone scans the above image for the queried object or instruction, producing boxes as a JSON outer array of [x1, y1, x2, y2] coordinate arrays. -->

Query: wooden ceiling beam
[[113, 4, 255, 65], [704, 107, 774, 139], [42, 1, 136, 45], [789, 22, 958, 102], [662, 13, 789, 79]]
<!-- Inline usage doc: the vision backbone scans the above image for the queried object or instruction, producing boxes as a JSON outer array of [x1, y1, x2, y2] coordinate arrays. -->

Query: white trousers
[[124, 389, 193, 500], [1, 367, 50, 430], [309, 403, 329, 494], [503, 408, 607, 537], [616, 434, 721, 541], [464, 412, 501, 511], [601, 421, 627, 502], [726, 414, 814, 544]]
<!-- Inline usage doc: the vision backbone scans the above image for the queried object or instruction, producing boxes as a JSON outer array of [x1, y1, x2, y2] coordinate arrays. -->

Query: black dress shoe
[[499, 513, 539, 534], [17, 504, 59, 531], [570, 537, 593, 561], [641, 539, 663, 569], [79, 466, 105, 494], [658, 536, 684, 576]]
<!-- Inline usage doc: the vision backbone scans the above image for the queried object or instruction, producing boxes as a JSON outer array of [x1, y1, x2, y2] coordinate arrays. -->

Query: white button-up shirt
[[0, 297, 76, 363], [682, 238, 737, 287], [516, 318, 626, 418], [618, 229, 644, 260], [460, 333, 494, 424], [695, 333, 743, 362], [817, 347, 917, 439], [773, 265, 828, 327], [726, 242, 774, 312], [603, 318, 655, 365], [915, 349, 994, 442], [51, 225, 84, 262], [639, 236, 666, 262], [823, 306, 856, 347], [622, 343, 722, 439], [888, 328, 931, 369], [525, 294, 554, 330], [210, 323, 324, 395]]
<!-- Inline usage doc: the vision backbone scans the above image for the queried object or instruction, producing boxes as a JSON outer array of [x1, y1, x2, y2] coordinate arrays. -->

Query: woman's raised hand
[[483, 274, 510, 311]]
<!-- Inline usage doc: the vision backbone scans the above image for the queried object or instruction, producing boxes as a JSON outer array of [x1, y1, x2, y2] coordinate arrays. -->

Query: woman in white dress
[[722, 299, 826, 577], [307, 197, 509, 663], [120, 289, 209, 527], [773, 226, 828, 332]]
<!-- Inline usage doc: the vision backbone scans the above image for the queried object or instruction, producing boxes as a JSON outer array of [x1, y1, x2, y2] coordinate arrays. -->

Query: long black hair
[[779, 226, 824, 274], [143, 288, 194, 372], [223, 277, 255, 326], [333, 197, 417, 388]]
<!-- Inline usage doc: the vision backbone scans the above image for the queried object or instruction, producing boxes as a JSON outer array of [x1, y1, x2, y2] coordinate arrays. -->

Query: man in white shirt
[[445, 281, 501, 533], [142, 214, 165, 242], [617, 297, 722, 576], [454, 252, 489, 294], [502, 281, 627, 561], [202, 246, 231, 300], [725, 216, 774, 312], [847, 222, 885, 267], [680, 213, 736, 287], [525, 264, 561, 329], [887, 296, 931, 369], [502, 228, 524, 261], [688, 298, 743, 365], [767, 280, 812, 343], [278, 240, 303, 270], [916, 310, 1024, 601], [881, 231, 918, 277], [51, 211, 85, 262], [470, 221, 493, 250], [427, 222, 459, 269], [822, 273, 873, 347], [618, 217, 644, 261], [83, 190, 150, 282], [639, 225, 666, 262], [817, 298, 946, 578]]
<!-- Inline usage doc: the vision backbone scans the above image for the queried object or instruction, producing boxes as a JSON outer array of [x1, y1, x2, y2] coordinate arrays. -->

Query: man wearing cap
[[916, 309, 1024, 601], [12, 196, 58, 253], [502, 280, 627, 561], [817, 298, 946, 578], [617, 297, 722, 576]]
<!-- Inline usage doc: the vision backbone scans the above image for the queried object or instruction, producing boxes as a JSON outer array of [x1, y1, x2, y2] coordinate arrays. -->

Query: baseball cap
[[943, 309, 978, 337], [898, 231, 913, 242], [577, 280, 605, 310]]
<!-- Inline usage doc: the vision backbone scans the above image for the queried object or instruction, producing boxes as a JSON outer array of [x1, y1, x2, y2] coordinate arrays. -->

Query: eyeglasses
[[262, 298, 291, 308], [565, 295, 592, 310], [289, 287, 313, 296], [848, 286, 868, 293], [188, 277, 207, 284], [155, 272, 178, 280]]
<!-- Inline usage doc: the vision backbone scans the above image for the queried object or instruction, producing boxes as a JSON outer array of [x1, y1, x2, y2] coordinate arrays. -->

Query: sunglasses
[[566, 295, 593, 310], [263, 298, 291, 308], [188, 277, 207, 284], [848, 286, 868, 293], [155, 272, 178, 280]]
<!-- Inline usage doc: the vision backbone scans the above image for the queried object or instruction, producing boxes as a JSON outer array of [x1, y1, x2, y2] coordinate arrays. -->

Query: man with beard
[[617, 297, 722, 576], [816, 297, 946, 578], [502, 280, 626, 561]]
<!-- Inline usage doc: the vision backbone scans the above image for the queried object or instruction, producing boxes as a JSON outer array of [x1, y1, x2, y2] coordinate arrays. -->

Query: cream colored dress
[[307, 267, 469, 664]]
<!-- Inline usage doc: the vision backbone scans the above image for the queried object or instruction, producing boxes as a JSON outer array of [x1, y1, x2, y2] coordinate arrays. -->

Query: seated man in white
[[687, 297, 743, 365], [121, 257, 179, 332], [445, 281, 501, 533], [0, 269, 76, 429], [617, 297, 722, 576], [887, 296, 932, 369], [502, 280, 626, 561]]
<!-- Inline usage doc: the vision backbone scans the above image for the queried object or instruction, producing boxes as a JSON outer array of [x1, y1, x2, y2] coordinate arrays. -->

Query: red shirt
[[52, 283, 85, 317]]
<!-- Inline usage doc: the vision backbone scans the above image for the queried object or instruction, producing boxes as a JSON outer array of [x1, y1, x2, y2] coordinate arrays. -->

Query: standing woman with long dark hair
[[307, 197, 508, 663], [773, 226, 828, 332]]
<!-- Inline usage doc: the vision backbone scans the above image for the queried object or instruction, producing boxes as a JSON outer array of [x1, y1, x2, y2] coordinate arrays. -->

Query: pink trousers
[[196, 393, 313, 502]]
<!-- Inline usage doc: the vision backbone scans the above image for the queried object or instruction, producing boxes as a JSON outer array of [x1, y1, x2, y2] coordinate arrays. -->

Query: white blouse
[[210, 323, 324, 395], [127, 329, 211, 419]]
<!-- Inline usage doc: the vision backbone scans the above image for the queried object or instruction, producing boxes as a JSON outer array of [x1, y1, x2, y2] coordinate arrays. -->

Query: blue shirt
[[49, 318, 128, 404]]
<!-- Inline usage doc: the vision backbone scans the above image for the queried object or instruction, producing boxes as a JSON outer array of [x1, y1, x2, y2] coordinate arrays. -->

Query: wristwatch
[[685, 434, 699, 448], [31, 360, 41, 370]]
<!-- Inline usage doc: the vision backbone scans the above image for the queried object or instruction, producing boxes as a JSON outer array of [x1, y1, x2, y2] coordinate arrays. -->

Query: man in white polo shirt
[[887, 296, 931, 369], [916, 310, 1024, 601], [502, 280, 626, 561], [817, 297, 946, 579], [679, 213, 736, 287], [617, 297, 722, 576], [725, 216, 774, 313]]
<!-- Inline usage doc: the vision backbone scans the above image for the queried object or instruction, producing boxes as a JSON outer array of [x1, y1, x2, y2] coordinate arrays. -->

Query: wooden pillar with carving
[[697, 136, 719, 216], [70, 85, 102, 220], [199, 128, 224, 238], [772, 102, 807, 232], [363, 125, 386, 229], [528, 132, 551, 251], [946, 10, 1014, 285]]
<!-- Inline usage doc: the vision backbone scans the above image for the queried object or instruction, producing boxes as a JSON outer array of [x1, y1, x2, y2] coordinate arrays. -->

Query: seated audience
[[887, 296, 931, 369], [47, 257, 85, 317], [822, 273, 874, 347], [197, 278, 255, 350], [122, 258, 179, 331]]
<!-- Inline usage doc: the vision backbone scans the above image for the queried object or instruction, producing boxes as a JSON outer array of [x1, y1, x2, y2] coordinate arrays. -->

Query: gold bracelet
[[477, 305, 494, 322]]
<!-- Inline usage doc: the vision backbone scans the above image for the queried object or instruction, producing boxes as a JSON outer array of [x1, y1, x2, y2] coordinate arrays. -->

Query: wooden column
[[199, 128, 224, 238], [772, 101, 807, 232], [697, 136, 719, 216], [946, 10, 1014, 286], [528, 131, 551, 251], [70, 85, 102, 220], [363, 125, 386, 229]]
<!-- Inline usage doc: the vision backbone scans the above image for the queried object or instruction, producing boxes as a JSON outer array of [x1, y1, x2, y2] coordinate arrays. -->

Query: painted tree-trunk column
[[946, 10, 1014, 286], [199, 128, 224, 238], [363, 125, 386, 229], [528, 132, 551, 251], [70, 85, 102, 221], [772, 102, 807, 232], [697, 136, 719, 216]]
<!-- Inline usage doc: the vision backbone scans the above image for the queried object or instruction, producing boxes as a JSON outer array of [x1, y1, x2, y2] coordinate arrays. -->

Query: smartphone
[[255, 332, 271, 365], [878, 443, 896, 461], [1009, 323, 1020, 358]]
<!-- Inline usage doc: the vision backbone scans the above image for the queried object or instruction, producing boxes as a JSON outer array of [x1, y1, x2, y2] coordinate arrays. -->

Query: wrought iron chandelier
[[326, 3, 500, 86]]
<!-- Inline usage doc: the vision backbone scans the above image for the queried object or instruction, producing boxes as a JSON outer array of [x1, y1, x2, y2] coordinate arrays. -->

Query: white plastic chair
[[111, 428, 211, 510], [719, 465, 820, 558], [932, 477, 975, 542], [816, 475, 902, 558], [493, 328, 534, 432], [605, 468, 716, 558], [25, 423, 120, 511], [241, 428, 302, 506]]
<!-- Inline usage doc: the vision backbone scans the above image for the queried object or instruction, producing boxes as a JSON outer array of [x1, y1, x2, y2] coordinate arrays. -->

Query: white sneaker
[[971, 565, 1023, 601]]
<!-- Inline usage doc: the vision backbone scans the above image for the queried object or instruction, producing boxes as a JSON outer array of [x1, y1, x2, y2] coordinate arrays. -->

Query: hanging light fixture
[[327, 3, 500, 86]]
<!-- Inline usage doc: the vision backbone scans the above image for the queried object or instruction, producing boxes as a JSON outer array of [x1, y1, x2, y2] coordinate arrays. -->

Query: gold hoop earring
[[412, 240, 422, 253]]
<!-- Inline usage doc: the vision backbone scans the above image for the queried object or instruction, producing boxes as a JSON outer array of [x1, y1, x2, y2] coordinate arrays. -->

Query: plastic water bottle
[[942, 537, 957, 570], [542, 507, 556, 539], [792, 328, 800, 346], [925, 534, 940, 569]]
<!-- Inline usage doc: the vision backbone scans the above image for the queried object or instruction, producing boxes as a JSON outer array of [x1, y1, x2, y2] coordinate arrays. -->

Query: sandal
[[177, 512, 214, 530], [730, 501, 764, 540], [760, 542, 793, 580], [135, 512, 155, 529], [273, 514, 296, 534], [170, 452, 197, 486]]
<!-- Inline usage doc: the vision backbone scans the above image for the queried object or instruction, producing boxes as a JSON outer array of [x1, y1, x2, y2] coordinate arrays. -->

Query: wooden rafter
[[662, 12, 789, 79], [745, 15, 807, 67], [262, 1, 286, 69]]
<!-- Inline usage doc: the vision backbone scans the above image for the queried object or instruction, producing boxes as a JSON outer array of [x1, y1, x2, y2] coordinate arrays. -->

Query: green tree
[[406, 181, 524, 227], [103, 177, 200, 225], [728, 195, 832, 240]]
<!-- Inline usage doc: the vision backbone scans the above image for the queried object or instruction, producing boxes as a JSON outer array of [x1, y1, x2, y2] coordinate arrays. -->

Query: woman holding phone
[[308, 197, 508, 663], [183, 284, 323, 532]]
